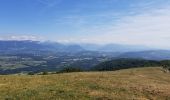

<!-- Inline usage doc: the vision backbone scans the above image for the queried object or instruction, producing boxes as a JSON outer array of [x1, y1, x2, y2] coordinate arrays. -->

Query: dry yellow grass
[[0, 67, 170, 100]]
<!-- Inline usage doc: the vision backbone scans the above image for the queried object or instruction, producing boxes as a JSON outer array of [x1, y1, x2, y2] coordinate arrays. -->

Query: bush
[[161, 64, 170, 73], [28, 72, 34, 75], [42, 71, 48, 75], [59, 67, 82, 73]]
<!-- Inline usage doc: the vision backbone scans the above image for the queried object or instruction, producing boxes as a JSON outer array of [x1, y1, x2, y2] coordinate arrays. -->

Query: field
[[0, 67, 170, 100]]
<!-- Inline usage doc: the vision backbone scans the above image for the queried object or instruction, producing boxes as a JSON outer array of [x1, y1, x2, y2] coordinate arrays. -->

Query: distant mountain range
[[118, 50, 170, 60], [0, 40, 170, 60], [0, 40, 84, 54], [0, 40, 152, 53], [79, 43, 153, 52]]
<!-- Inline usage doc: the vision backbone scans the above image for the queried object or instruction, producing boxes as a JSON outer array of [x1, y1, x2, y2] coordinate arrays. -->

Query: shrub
[[28, 72, 34, 75], [42, 71, 48, 75], [59, 67, 82, 73]]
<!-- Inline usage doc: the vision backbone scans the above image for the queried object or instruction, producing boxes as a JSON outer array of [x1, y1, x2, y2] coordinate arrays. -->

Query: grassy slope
[[0, 67, 170, 100]]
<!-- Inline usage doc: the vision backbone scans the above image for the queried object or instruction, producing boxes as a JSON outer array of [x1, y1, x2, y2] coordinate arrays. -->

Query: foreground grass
[[0, 67, 170, 100]]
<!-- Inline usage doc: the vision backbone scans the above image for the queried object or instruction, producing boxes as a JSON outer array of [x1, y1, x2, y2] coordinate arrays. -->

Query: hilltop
[[0, 67, 170, 100]]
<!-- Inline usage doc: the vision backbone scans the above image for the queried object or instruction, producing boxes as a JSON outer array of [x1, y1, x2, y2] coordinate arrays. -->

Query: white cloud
[[0, 35, 44, 41], [109, 7, 170, 47], [69, 5, 170, 49], [3, 1, 169, 49]]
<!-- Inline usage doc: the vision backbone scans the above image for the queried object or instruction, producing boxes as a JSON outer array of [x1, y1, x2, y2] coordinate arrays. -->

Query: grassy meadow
[[0, 67, 170, 100]]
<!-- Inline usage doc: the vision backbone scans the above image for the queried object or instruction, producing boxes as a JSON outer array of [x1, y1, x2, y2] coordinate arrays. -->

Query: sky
[[0, 0, 170, 48]]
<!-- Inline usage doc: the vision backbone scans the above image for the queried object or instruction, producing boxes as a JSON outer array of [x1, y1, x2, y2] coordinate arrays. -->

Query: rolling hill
[[0, 67, 169, 100]]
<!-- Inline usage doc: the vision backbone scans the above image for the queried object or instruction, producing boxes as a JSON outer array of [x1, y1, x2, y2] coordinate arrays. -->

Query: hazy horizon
[[0, 0, 170, 48]]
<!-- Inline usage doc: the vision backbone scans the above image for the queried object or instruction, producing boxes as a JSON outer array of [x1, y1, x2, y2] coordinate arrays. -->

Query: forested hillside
[[92, 58, 170, 71]]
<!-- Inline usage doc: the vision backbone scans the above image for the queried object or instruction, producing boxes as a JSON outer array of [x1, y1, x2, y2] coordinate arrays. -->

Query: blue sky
[[0, 0, 170, 48]]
